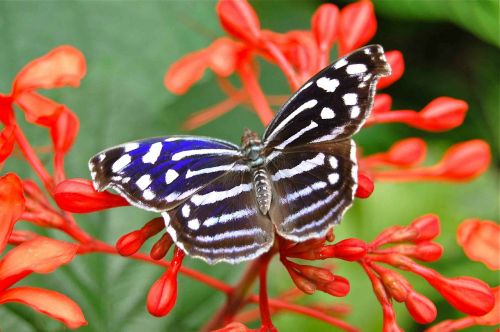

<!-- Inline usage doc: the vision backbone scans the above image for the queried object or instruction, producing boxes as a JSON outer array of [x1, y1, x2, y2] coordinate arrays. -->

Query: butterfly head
[[241, 128, 264, 168]]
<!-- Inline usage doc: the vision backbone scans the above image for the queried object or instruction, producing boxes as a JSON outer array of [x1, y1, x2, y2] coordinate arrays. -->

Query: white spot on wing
[[328, 173, 339, 184], [343, 93, 358, 106], [136, 174, 152, 190], [350, 106, 361, 118], [142, 142, 162, 164], [329, 156, 338, 169], [346, 64, 367, 74], [187, 219, 200, 230], [316, 77, 339, 92], [98, 154, 105, 162], [112, 154, 131, 173], [182, 204, 191, 218], [143, 189, 155, 200], [165, 169, 179, 184], [320, 107, 335, 119], [124, 142, 140, 152], [333, 58, 348, 69]]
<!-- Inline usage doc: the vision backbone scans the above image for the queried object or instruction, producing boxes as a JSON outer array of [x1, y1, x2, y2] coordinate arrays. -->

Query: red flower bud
[[386, 138, 427, 167], [8, 230, 38, 245], [50, 108, 79, 156], [0, 173, 25, 253], [379, 268, 411, 302], [147, 248, 184, 317], [327, 238, 368, 261], [417, 97, 468, 131], [311, 4, 339, 52], [377, 51, 404, 89], [372, 94, 392, 115], [428, 276, 495, 316], [409, 214, 440, 242], [319, 275, 350, 297], [116, 230, 145, 256], [434, 140, 490, 181], [339, 1, 376, 54], [217, 0, 261, 46], [213, 322, 251, 332], [150, 233, 174, 261], [54, 178, 129, 213], [285, 265, 316, 295], [298, 265, 335, 284], [405, 291, 437, 324], [355, 172, 374, 198]]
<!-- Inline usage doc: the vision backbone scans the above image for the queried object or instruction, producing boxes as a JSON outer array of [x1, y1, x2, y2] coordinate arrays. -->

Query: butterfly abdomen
[[253, 168, 272, 215]]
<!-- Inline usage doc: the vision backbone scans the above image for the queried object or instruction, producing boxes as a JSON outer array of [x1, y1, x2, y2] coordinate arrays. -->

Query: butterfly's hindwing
[[263, 45, 391, 149], [89, 136, 242, 212], [265, 140, 357, 242], [163, 167, 274, 264]]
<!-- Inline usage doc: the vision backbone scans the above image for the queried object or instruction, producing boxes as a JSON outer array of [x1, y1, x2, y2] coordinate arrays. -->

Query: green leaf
[[373, 0, 500, 47]]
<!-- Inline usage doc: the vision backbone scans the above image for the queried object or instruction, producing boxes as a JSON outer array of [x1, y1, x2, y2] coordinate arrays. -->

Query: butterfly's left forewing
[[89, 136, 243, 212], [263, 45, 391, 149]]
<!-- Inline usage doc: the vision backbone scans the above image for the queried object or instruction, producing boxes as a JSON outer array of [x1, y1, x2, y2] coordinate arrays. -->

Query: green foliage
[[0, 1, 497, 331], [373, 0, 500, 48]]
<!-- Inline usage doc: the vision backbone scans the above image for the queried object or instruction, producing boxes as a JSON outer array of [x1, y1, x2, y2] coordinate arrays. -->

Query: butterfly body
[[89, 45, 391, 264]]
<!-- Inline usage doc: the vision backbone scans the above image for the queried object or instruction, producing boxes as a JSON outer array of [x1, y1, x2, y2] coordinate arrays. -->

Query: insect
[[89, 45, 391, 264]]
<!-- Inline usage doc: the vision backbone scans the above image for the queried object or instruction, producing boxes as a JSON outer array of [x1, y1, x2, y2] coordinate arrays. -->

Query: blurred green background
[[0, 1, 498, 331]]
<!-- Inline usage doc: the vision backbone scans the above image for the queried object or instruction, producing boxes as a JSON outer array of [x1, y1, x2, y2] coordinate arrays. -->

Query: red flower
[[54, 178, 129, 213], [457, 219, 499, 270], [0, 173, 86, 329]]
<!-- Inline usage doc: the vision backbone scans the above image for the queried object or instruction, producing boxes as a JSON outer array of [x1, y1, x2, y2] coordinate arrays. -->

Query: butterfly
[[89, 45, 391, 264]]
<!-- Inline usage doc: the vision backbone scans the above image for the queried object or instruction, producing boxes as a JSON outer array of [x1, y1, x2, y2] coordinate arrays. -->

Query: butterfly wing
[[163, 165, 274, 264], [266, 140, 357, 242], [263, 45, 391, 149], [89, 136, 243, 212], [263, 45, 390, 241]]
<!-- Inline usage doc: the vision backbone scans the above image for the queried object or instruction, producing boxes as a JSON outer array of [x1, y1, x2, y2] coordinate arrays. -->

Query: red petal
[[15, 91, 65, 127], [53, 178, 129, 213], [457, 219, 499, 270], [355, 172, 374, 198], [0, 286, 86, 329], [12, 46, 86, 96], [311, 4, 340, 52], [474, 286, 500, 326], [372, 94, 392, 115], [0, 125, 16, 164], [0, 173, 25, 253], [164, 50, 209, 94], [386, 138, 427, 167], [216, 0, 261, 45], [418, 97, 468, 131], [50, 108, 79, 155], [0, 237, 77, 290], [436, 140, 491, 181], [207, 38, 242, 77], [377, 51, 404, 89], [339, 1, 377, 55]]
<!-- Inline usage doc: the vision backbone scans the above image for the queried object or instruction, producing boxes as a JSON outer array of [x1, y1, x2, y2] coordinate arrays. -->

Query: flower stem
[[237, 59, 275, 126], [258, 251, 276, 331], [13, 126, 54, 192]]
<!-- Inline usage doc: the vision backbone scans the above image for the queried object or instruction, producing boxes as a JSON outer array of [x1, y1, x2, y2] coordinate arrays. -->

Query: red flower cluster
[[0, 0, 497, 331]]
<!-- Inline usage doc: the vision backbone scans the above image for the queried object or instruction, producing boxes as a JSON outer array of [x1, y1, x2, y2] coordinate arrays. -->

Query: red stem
[[13, 125, 54, 192], [237, 59, 275, 126], [261, 40, 301, 90], [258, 252, 275, 331]]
